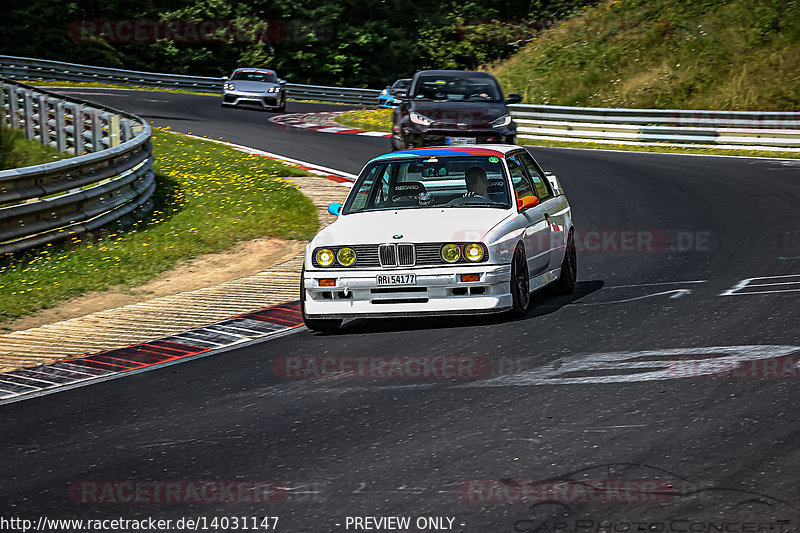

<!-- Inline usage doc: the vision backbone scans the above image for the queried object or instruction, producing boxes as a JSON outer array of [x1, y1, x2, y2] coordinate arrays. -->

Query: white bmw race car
[[301, 145, 576, 332]]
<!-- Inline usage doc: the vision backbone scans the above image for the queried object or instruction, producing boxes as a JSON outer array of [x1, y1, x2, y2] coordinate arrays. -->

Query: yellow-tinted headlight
[[337, 247, 356, 266], [316, 248, 335, 267], [464, 243, 484, 262], [441, 243, 461, 263]]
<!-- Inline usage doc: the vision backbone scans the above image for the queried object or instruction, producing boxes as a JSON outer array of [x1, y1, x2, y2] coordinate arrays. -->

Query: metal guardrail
[[3, 55, 797, 150], [509, 103, 800, 151], [0, 78, 154, 254], [0, 55, 381, 106]]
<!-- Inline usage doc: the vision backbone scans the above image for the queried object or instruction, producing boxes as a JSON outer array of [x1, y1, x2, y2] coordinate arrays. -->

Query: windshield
[[411, 75, 504, 103], [345, 155, 511, 213], [230, 70, 277, 83]]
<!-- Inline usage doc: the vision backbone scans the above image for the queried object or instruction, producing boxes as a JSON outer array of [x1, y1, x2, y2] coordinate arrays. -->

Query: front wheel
[[508, 244, 530, 317], [552, 229, 577, 295], [300, 265, 342, 333], [277, 94, 286, 112]]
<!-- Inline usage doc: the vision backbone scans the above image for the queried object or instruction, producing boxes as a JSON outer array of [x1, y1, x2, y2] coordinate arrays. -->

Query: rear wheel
[[552, 229, 577, 295], [300, 265, 342, 333], [509, 244, 530, 317]]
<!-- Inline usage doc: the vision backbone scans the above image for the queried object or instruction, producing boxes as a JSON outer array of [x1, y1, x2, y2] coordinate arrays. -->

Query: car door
[[518, 151, 569, 270], [507, 152, 552, 276]]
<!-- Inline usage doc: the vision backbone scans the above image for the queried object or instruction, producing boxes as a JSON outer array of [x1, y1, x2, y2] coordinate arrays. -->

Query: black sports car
[[390, 70, 522, 150]]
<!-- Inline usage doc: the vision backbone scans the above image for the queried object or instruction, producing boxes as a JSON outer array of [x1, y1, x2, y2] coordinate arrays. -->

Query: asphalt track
[[2, 89, 800, 531]]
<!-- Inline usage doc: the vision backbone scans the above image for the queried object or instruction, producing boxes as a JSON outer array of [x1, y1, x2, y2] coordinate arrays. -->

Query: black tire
[[300, 265, 342, 333], [277, 94, 286, 112], [508, 243, 531, 317], [553, 229, 577, 295]]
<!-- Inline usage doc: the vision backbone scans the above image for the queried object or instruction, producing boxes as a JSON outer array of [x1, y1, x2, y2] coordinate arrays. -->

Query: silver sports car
[[221, 68, 286, 111]]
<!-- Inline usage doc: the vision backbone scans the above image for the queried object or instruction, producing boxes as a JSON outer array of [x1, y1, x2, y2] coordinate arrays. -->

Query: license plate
[[446, 137, 476, 145], [376, 274, 416, 286]]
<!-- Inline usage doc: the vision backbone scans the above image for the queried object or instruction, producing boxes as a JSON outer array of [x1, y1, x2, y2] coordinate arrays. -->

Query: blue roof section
[[372, 147, 506, 161]]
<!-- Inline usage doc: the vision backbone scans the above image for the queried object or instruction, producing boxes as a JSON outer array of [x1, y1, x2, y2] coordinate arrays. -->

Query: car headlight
[[267, 86, 280, 93], [336, 247, 356, 266], [441, 244, 461, 263], [464, 243, 485, 262], [491, 114, 512, 128], [410, 112, 435, 126], [316, 248, 335, 267], [223, 83, 235, 91]]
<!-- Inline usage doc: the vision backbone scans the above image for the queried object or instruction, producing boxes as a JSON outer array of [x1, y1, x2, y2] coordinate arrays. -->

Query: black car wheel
[[552, 229, 577, 295], [277, 93, 286, 112], [509, 243, 530, 317], [300, 265, 342, 333]]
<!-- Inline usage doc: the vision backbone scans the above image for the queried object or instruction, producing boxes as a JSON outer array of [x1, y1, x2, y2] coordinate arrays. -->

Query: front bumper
[[303, 264, 513, 318], [222, 92, 281, 108], [401, 127, 516, 147]]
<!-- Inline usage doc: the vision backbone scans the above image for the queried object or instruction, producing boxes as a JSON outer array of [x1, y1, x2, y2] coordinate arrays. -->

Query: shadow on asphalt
[[330, 280, 604, 336]]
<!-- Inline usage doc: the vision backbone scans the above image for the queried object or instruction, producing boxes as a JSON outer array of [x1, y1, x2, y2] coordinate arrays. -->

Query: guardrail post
[[54, 100, 66, 152], [108, 114, 121, 147], [0, 82, 6, 127], [22, 89, 34, 140], [121, 119, 132, 142], [70, 103, 84, 155], [37, 93, 49, 146], [6, 84, 19, 129], [89, 108, 102, 152]]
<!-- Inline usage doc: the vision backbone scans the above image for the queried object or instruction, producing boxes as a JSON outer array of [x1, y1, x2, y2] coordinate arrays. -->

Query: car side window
[[507, 154, 535, 201], [519, 152, 553, 200]]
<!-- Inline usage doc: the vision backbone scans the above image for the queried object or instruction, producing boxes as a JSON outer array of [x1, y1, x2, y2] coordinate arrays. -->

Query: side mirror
[[328, 202, 343, 216], [517, 195, 539, 211], [278, 78, 286, 85], [506, 94, 522, 104]]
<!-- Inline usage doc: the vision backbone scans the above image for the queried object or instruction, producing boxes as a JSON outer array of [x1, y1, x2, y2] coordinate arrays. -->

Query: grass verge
[[492, 0, 800, 110], [22, 80, 358, 106], [0, 127, 319, 325], [334, 108, 393, 132], [23, 80, 219, 97], [0, 127, 70, 170]]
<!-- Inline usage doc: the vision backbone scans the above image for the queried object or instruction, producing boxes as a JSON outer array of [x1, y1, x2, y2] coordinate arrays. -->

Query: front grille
[[397, 243, 415, 266], [312, 242, 487, 268], [378, 243, 415, 267], [379, 244, 396, 266]]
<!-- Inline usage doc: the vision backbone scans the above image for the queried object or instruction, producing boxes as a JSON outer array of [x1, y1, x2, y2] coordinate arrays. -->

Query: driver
[[463, 167, 490, 199]]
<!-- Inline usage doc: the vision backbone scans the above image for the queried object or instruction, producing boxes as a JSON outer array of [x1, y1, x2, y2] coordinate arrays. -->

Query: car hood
[[311, 208, 512, 247], [229, 80, 277, 93], [408, 101, 509, 126]]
